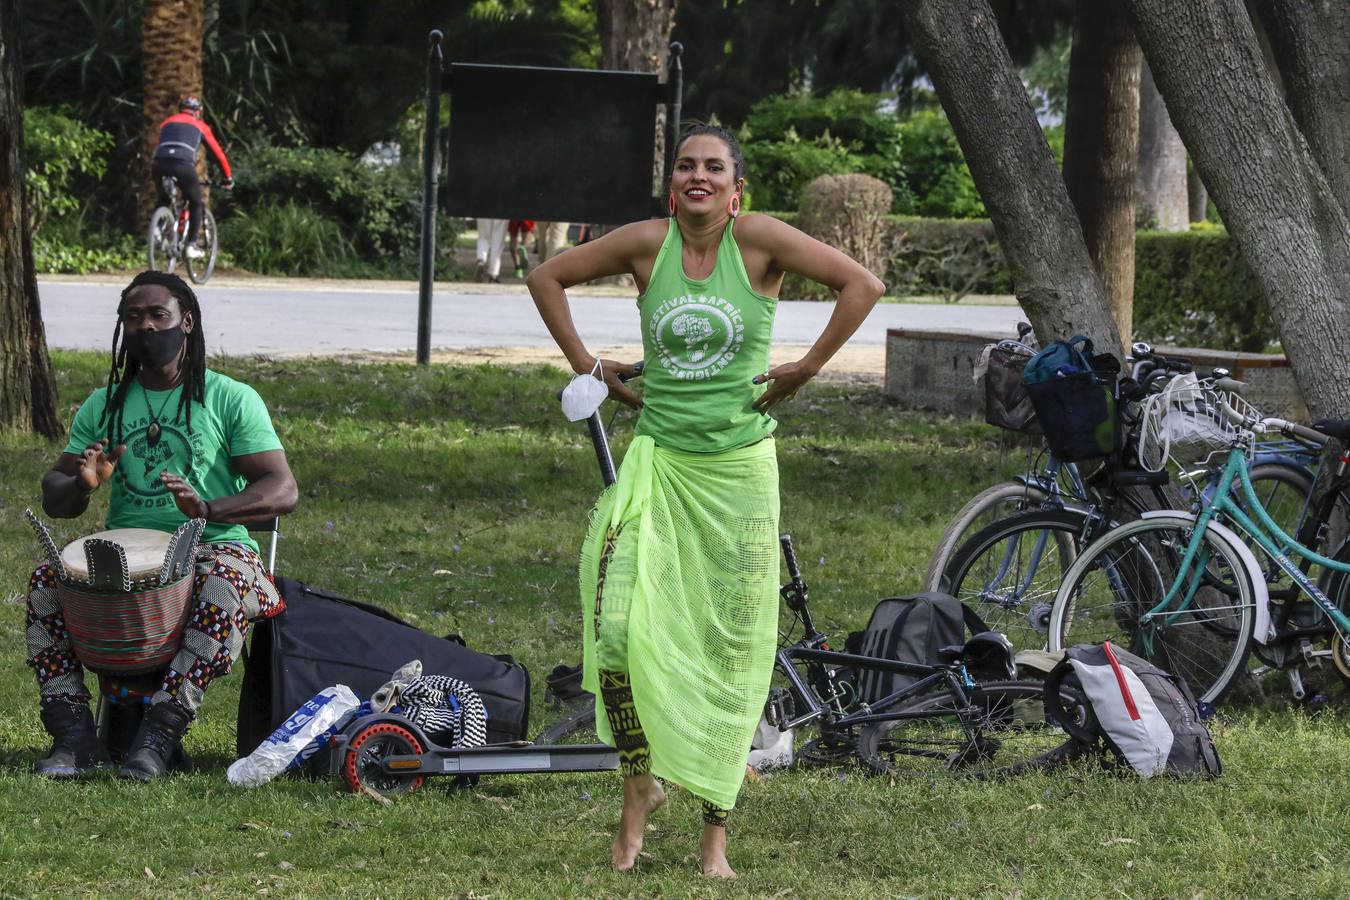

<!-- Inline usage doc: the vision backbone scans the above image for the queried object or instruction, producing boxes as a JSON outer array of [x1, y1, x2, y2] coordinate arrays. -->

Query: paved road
[[37, 277, 1026, 357]]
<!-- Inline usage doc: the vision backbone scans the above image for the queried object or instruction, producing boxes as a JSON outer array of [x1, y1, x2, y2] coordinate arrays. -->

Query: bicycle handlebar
[[1214, 389, 1327, 444]]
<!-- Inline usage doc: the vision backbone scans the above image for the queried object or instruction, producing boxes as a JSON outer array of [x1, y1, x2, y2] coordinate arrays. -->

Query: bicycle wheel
[[533, 702, 598, 744], [941, 510, 1085, 653], [924, 481, 1052, 592], [187, 208, 218, 284], [1048, 514, 1256, 706], [856, 680, 1085, 779], [146, 207, 176, 273]]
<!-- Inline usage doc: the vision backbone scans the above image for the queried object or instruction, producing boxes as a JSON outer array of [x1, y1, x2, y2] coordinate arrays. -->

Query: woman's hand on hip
[[752, 360, 818, 412], [599, 357, 644, 409]]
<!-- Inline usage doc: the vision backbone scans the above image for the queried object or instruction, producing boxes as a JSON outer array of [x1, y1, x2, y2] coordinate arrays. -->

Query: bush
[[741, 131, 865, 213], [897, 109, 985, 219], [740, 89, 911, 213], [221, 144, 421, 259], [228, 201, 358, 276], [791, 175, 892, 300], [888, 216, 1011, 301], [32, 225, 142, 275], [218, 143, 463, 277], [1133, 230, 1273, 352], [23, 106, 115, 233]]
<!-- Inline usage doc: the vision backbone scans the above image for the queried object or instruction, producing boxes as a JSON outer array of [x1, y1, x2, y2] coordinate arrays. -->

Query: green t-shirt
[[64, 369, 284, 553], [635, 218, 778, 452]]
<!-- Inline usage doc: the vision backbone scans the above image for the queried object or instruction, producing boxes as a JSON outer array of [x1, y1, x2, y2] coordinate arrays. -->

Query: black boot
[[35, 697, 109, 778], [119, 700, 192, 781]]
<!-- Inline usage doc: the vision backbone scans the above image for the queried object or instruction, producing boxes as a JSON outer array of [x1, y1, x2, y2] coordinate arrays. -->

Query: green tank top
[[635, 218, 778, 452]]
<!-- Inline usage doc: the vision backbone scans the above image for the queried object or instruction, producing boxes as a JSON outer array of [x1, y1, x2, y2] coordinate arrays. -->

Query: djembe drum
[[25, 511, 205, 676]]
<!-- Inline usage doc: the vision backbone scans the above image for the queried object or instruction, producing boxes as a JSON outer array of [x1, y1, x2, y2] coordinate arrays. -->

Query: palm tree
[[141, 0, 205, 225]]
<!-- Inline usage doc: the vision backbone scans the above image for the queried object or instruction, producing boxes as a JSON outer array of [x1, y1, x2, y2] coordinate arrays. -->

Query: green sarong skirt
[[579, 435, 780, 810]]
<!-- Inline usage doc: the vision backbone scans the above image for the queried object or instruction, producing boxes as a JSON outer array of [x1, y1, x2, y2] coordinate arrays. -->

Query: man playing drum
[[26, 271, 298, 780]]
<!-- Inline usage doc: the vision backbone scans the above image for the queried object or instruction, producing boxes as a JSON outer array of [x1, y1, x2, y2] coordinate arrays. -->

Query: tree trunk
[[1062, 0, 1142, 341], [0, 0, 61, 437], [1251, 0, 1350, 218], [900, 0, 1124, 352], [1188, 163, 1209, 222], [597, 0, 677, 196], [140, 0, 205, 227], [1136, 61, 1189, 232], [1124, 0, 1350, 417]]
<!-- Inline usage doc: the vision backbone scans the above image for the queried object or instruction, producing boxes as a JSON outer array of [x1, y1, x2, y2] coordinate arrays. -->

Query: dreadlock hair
[[671, 122, 746, 182], [100, 271, 207, 471]]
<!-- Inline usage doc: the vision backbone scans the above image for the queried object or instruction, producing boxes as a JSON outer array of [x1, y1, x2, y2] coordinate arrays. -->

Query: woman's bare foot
[[611, 773, 666, 871], [699, 824, 737, 879]]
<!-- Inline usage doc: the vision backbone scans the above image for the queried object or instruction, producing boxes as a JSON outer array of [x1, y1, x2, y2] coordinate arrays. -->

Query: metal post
[[416, 29, 444, 366], [665, 41, 684, 189]]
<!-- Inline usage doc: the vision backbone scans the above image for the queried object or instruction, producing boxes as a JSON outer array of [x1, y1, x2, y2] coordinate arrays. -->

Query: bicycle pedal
[[765, 688, 795, 730]]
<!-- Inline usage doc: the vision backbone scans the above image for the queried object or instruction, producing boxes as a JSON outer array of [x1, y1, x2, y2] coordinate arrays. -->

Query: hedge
[[771, 210, 1273, 351]]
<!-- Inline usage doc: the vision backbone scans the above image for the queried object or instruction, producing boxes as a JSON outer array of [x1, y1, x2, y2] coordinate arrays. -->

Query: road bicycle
[[538, 369, 1089, 777], [147, 176, 219, 284], [1046, 379, 1350, 708]]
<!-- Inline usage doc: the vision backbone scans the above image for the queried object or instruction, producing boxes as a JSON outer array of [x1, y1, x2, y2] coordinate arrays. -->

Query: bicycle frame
[[774, 641, 974, 732], [1143, 446, 1350, 638]]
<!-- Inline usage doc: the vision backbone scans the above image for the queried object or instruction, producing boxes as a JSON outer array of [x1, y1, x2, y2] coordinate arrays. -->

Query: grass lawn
[[1, 352, 1347, 898]]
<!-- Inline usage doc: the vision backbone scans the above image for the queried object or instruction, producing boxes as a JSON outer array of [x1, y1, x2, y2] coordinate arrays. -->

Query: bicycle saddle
[[1312, 418, 1350, 441]]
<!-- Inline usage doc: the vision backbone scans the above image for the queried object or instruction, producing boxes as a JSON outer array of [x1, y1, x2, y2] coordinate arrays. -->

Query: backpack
[[1044, 642, 1222, 778], [237, 577, 530, 756], [1022, 335, 1119, 461], [849, 592, 995, 704]]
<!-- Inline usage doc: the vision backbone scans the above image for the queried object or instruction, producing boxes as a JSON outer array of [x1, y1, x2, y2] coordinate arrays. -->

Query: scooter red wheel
[[342, 721, 425, 799]]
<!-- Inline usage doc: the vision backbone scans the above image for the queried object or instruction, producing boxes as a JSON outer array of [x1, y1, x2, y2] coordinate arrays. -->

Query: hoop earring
[[668, 192, 677, 217], [728, 194, 741, 218]]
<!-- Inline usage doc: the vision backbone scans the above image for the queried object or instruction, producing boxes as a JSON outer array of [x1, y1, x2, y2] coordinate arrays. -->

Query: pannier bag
[[237, 577, 529, 756], [851, 592, 995, 704], [1044, 641, 1221, 778], [980, 341, 1042, 434], [1022, 335, 1118, 461]]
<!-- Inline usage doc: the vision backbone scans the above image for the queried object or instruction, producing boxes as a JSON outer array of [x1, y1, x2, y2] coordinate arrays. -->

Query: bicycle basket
[[1137, 373, 1249, 472], [980, 341, 1042, 434]]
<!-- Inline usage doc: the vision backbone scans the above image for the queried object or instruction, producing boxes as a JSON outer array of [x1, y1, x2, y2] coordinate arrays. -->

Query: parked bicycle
[[147, 176, 219, 284], [1046, 377, 1350, 707], [930, 341, 1322, 663]]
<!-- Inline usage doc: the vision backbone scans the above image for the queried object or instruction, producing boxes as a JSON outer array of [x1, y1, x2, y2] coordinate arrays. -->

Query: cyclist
[[151, 96, 233, 259]]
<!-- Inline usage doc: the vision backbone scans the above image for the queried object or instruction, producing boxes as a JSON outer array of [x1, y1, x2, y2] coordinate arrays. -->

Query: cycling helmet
[[962, 631, 1017, 681], [178, 96, 203, 115]]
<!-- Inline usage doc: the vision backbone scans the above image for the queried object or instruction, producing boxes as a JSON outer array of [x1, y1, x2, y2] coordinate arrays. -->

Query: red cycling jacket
[[152, 113, 232, 178]]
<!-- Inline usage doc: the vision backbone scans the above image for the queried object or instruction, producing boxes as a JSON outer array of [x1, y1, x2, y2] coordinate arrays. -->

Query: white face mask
[[560, 359, 609, 421]]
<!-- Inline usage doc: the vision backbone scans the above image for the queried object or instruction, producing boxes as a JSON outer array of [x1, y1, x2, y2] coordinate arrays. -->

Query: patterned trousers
[[25, 542, 282, 716]]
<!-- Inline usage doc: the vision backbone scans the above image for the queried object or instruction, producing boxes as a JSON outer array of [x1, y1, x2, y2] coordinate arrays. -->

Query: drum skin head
[[61, 528, 174, 582]]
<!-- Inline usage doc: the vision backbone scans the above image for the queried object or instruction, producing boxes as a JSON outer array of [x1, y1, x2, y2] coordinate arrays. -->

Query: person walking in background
[[474, 217, 508, 283], [536, 221, 570, 262], [508, 219, 536, 278]]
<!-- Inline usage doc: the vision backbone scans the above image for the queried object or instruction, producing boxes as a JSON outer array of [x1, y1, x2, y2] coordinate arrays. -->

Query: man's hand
[[751, 359, 819, 412], [220, 177, 234, 191], [77, 441, 124, 494], [160, 471, 210, 520]]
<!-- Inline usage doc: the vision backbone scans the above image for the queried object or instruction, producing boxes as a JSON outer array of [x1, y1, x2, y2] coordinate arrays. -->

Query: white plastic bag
[[227, 684, 359, 787], [746, 714, 794, 770]]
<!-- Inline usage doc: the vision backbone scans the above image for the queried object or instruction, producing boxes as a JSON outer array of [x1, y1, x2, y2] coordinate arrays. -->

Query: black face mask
[[124, 328, 186, 369]]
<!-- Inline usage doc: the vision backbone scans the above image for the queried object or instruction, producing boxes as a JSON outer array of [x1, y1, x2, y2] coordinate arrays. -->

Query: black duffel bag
[[237, 577, 530, 756]]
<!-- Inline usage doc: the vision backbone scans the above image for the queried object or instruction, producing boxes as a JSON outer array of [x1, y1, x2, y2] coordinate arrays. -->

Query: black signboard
[[443, 63, 663, 225]]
